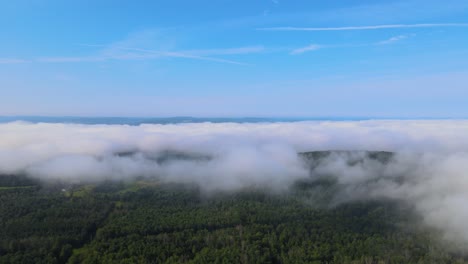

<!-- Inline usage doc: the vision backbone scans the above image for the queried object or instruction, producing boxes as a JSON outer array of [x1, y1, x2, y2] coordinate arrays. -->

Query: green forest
[[0, 152, 467, 263]]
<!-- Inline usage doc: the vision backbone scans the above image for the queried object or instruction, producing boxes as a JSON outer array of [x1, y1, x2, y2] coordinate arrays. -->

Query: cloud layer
[[1, 120, 468, 245]]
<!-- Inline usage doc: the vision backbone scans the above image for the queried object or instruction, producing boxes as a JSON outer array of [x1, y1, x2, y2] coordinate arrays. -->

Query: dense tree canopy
[[1, 175, 466, 264]]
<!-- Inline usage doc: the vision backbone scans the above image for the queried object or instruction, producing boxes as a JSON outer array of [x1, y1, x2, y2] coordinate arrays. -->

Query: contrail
[[257, 23, 468, 31]]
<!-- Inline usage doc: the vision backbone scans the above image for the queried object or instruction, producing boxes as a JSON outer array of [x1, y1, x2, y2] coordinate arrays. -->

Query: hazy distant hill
[[0, 116, 372, 125]]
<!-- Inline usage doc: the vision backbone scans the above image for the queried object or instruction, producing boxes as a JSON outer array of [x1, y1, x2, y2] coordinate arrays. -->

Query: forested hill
[[0, 151, 467, 263], [300, 150, 394, 163]]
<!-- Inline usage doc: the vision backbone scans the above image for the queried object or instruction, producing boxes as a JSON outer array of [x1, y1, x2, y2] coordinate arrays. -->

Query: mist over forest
[[2, 120, 468, 250]]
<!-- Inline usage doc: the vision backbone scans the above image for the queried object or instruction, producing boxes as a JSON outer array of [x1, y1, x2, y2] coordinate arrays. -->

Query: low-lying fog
[[1, 120, 468, 245]]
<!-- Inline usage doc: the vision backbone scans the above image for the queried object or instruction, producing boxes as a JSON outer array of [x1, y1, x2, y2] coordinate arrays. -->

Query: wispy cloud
[[184, 46, 265, 56], [93, 45, 251, 65], [36, 56, 105, 63], [4, 28, 262, 66], [119, 47, 250, 65], [258, 23, 468, 31], [290, 33, 415, 54], [0, 58, 29, 64], [290, 44, 321, 55], [377, 35, 409, 45], [39, 44, 259, 66]]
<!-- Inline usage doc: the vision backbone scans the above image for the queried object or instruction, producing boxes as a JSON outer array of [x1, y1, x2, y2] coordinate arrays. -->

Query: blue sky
[[1, 0, 468, 117]]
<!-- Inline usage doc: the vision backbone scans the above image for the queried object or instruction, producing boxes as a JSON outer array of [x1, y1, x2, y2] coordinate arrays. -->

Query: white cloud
[[290, 44, 321, 55], [377, 35, 409, 45], [31, 29, 263, 66], [38, 44, 259, 65], [105, 46, 252, 65], [258, 23, 468, 31], [183, 45, 265, 56], [3, 120, 468, 244]]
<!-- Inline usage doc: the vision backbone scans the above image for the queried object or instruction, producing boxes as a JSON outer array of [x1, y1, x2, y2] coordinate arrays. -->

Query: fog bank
[[1, 120, 468, 244]]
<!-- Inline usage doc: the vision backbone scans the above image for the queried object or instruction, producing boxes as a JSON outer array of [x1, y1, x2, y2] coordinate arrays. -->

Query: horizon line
[[1, 115, 466, 120]]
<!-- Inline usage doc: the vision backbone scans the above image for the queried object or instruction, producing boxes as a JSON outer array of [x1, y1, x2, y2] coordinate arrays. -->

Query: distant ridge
[[300, 150, 394, 168], [0, 116, 435, 125]]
